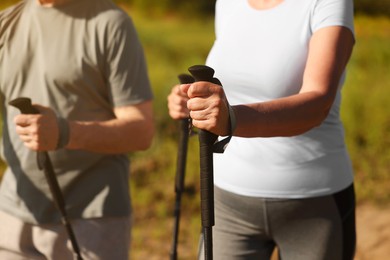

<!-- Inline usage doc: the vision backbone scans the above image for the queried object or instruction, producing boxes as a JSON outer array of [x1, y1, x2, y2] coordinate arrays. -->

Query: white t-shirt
[[207, 0, 355, 198]]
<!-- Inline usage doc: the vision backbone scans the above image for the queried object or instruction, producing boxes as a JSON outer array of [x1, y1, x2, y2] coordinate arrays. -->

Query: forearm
[[233, 91, 332, 137], [66, 102, 154, 154], [66, 118, 154, 154]]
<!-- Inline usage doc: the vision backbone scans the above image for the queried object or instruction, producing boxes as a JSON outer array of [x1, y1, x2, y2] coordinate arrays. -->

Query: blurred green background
[[1, 0, 390, 259]]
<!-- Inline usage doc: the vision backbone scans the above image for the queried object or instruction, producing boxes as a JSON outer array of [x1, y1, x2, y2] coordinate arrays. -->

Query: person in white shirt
[[168, 0, 356, 259]]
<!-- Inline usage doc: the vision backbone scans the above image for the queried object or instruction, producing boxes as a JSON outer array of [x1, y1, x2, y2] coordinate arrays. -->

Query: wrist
[[228, 104, 237, 135], [56, 116, 70, 150]]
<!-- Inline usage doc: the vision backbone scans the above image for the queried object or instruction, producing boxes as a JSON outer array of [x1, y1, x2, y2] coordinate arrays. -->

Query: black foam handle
[[188, 65, 215, 82], [9, 97, 39, 115], [198, 131, 216, 227], [178, 73, 195, 85], [188, 65, 219, 228]]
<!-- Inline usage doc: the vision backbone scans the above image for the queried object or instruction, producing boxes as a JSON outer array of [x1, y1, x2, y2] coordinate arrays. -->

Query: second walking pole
[[170, 74, 195, 260]]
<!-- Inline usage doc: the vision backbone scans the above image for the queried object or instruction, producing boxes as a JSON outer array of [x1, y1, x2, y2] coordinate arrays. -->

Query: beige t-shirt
[[0, 0, 152, 223]]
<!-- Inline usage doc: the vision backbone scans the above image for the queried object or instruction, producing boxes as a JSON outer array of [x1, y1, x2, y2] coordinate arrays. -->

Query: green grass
[[341, 15, 390, 204], [1, 2, 390, 259]]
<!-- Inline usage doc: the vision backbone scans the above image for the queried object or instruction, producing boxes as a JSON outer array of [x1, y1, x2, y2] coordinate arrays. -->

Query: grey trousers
[[0, 211, 131, 260], [199, 185, 356, 260]]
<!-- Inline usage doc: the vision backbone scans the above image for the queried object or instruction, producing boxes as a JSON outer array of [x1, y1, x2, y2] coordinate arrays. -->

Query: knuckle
[[30, 128, 39, 136], [214, 86, 223, 94], [186, 100, 194, 110], [209, 118, 218, 129], [212, 98, 223, 108]]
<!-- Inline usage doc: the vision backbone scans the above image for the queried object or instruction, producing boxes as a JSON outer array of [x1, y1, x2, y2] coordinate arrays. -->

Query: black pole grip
[[8, 97, 83, 260], [189, 65, 219, 260], [188, 65, 218, 228], [178, 73, 195, 86], [9, 97, 39, 115], [188, 65, 215, 82], [8, 97, 66, 211]]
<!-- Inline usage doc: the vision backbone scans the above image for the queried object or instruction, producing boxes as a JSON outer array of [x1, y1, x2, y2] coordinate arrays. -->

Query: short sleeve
[[104, 13, 153, 107], [311, 0, 355, 36]]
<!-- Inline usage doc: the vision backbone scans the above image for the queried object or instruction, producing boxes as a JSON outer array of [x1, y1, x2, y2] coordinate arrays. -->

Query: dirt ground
[[355, 203, 390, 260]]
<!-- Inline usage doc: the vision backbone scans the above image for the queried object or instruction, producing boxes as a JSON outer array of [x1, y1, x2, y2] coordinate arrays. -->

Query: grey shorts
[[0, 211, 132, 260], [199, 184, 356, 260]]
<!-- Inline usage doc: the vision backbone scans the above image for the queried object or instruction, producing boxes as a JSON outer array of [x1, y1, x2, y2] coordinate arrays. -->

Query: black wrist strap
[[212, 104, 236, 154]]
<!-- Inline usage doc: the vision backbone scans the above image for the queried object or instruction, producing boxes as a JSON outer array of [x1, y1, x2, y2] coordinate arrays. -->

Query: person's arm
[[14, 100, 154, 153], [67, 100, 154, 153], [182, 26, 355, 137]]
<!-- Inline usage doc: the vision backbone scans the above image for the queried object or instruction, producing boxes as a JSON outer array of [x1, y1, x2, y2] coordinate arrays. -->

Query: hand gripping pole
[[9, 97, 83, 260], [188, 65, 220, 260]]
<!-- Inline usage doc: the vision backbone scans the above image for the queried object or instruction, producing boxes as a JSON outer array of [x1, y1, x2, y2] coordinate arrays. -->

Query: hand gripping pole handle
[[8, 97, 83, 260], [188, 65, 219, 260], [188, 65, 218, 228]]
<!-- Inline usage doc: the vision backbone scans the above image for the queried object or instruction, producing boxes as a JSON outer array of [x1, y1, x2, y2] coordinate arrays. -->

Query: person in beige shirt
[[0, 0, 154, 259]]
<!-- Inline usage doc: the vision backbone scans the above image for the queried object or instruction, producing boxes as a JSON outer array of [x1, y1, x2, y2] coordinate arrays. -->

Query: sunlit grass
[[342, 15, 390, 204], [1, 2, 390, 259]]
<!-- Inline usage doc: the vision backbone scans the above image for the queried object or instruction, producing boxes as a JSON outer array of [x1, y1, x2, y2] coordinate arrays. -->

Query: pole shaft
[[170, 74, 194, 260]]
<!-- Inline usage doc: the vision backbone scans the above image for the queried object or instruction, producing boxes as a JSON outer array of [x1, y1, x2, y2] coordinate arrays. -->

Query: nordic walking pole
[[9, 97, 83, 260], [188, 65, 220, 260], [170, 74, 195, 260]]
